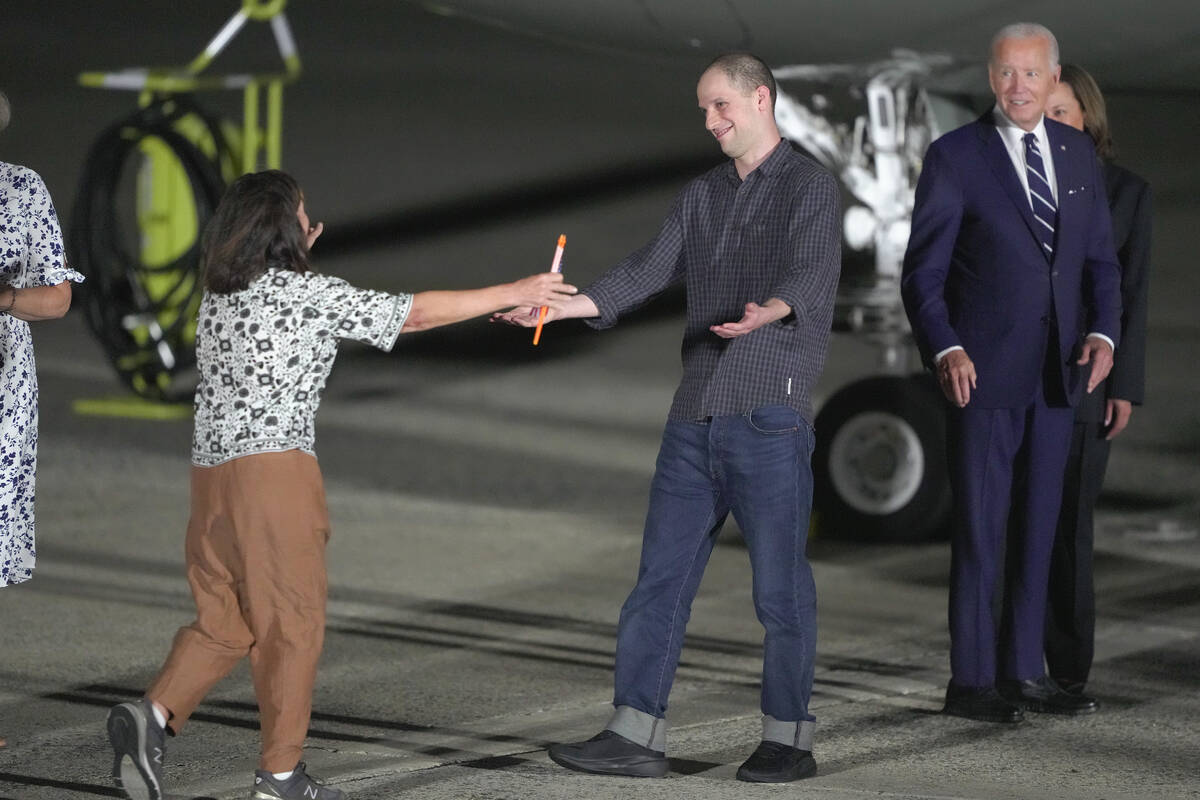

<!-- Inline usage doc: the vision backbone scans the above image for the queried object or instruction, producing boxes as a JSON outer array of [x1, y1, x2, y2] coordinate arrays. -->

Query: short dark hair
[[201, 169, 311, 294], [1058, 63, 1116, 159], [704, 52, 776, 109]]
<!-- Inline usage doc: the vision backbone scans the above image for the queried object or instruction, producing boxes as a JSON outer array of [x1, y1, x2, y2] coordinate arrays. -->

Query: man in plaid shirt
[[497, 52, 841, 783]]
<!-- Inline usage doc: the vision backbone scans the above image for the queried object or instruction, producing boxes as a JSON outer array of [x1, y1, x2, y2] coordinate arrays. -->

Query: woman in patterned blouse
[[106, 169, 576, 800]]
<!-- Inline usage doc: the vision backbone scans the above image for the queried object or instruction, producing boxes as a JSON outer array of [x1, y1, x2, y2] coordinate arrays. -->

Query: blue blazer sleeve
[[901, 141, 963, 368]]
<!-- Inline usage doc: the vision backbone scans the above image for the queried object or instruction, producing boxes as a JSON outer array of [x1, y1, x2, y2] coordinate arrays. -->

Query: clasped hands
[[493, 291, 790, 340]]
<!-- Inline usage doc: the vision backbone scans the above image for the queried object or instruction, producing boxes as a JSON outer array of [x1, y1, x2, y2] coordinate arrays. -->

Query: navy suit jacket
[[901, 114, 1123, 409]]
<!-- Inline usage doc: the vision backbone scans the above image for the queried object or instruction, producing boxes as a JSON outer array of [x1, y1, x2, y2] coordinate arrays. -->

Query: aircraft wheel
[[813, 374, 950, 541]]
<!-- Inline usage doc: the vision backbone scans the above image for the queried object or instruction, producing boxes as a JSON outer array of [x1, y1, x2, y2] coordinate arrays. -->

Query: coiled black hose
[[70, 96, 230, 402]]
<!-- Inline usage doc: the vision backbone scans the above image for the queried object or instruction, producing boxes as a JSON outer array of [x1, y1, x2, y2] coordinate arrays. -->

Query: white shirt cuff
[[934, 345, 964, 364], [1086, 332, 1115, 351]]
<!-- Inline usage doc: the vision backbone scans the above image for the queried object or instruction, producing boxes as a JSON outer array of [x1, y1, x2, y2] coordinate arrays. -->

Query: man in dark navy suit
[[901, 23, 1122, 723]]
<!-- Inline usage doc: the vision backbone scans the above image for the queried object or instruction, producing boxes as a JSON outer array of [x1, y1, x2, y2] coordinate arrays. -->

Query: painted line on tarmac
[[319, 396, 660, 475]]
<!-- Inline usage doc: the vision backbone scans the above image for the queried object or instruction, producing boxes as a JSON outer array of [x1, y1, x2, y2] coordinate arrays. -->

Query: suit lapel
[[975, 116, 1042, 249]]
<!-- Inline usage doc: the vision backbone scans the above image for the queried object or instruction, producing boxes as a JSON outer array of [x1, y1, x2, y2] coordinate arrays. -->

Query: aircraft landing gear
[[813, 374, 950, 542]]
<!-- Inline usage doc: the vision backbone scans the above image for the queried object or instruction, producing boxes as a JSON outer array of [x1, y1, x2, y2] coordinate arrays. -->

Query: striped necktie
[[1023, 132, 1057, 261]]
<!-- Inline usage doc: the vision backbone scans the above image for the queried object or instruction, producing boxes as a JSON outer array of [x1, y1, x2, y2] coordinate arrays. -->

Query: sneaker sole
[[106, 704, 162, 800], [548, 748, 669, 778], [251, 781, 346, 799]]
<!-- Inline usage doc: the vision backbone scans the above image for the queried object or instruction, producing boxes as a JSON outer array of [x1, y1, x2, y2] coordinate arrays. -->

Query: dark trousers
[[946, 381, 1074, 688], [1044, 419, 1111, 686]]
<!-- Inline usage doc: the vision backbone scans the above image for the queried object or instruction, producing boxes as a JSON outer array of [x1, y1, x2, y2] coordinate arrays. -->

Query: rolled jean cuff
[[763, 715, 815, 751], [606, 705, 667, 753]]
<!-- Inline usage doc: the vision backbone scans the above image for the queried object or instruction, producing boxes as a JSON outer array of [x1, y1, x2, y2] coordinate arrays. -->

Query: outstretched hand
[[492, 287, 599, 327], [709, 300, 790, 339], [491, 306, 547, 327], [508, 272, 577, 312]]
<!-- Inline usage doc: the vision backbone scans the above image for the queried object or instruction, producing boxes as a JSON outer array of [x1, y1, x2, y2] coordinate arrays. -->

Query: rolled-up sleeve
[[305, 275, 412, 351], [771, 169, 842, 326], [582, 197, 686, 330], [18, 166, 85, 286]]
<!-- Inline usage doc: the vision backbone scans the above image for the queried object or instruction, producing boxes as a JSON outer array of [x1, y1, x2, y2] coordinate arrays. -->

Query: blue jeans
[[612, 406, 818, 725]]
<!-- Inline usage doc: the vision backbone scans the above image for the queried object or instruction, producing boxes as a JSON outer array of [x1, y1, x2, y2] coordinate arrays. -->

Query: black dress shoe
[[999, 676, 1097, 715], [547, 730, 668, 777], [1050, 677, 1095, 700], [736, 740, 817, 783], [943, 685, 1024, 723]]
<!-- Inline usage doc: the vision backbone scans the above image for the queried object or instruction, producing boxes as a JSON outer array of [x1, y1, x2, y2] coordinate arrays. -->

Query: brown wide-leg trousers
[[146, 450, 330, 772]]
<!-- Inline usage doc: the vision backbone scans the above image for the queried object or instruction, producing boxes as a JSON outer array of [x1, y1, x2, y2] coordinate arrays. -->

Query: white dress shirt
[[992, 105, 1058, 209]]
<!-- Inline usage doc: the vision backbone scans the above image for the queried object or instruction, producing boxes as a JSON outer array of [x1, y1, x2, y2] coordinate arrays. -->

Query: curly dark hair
[[201, 169, 311, 294]]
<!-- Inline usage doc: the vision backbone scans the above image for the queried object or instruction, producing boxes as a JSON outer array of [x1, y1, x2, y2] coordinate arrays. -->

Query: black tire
[[813, 374, 950, 542]]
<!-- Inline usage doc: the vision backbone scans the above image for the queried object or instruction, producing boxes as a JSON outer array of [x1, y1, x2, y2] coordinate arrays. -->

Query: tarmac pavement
[[1, 294, 1198, 799]]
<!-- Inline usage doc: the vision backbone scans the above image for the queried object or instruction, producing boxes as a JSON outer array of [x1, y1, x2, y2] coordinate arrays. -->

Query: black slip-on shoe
[[736, 740, 817, 783], [548, 730, 669, 777], [999, 676, 1098, 715], [943, 685, 1025, 723]]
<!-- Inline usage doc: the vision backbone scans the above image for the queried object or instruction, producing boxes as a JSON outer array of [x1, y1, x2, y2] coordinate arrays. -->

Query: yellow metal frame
[[74, 1, 300, 416], [79, 0, 301, 173]]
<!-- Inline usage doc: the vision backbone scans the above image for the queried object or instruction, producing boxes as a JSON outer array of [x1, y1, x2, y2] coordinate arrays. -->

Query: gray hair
[[990, 22, 1060, 68], [0, 92, 10, 133]]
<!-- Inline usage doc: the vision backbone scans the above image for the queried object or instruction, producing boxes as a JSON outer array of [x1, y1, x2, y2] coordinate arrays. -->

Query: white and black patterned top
[[1, 161, 85, 587], [581, 141, 841, 423], [192, 268, 411, 466]]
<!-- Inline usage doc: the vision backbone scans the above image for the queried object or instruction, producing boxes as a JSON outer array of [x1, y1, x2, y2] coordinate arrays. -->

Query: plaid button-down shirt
[[582, 141, 841, 423]]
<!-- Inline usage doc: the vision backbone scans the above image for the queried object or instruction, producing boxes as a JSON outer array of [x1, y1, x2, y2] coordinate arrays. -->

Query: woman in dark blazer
[[1042, 63, 1153, 697]]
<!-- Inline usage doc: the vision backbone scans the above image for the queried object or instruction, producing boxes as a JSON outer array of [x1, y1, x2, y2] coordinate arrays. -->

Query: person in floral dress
[[1, 89, 84, 750], [0, 90, 84, 590]]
